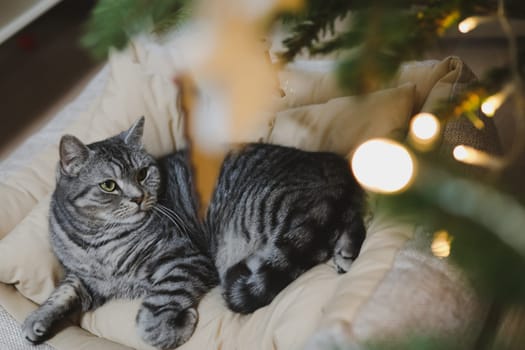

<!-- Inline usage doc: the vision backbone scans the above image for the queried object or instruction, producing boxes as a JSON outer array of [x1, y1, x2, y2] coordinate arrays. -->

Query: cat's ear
[[59, 135, 90, 176], [121, 116, 145, 148]]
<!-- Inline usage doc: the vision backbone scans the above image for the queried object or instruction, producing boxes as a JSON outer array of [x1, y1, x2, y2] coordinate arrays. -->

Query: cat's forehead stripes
[[90, 141, 144, 178], [107, 161, 124, 178]]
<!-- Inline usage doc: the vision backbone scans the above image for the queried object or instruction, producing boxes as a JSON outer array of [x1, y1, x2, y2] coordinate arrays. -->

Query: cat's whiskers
[[157, 205, 186, 231], [152, 205, 189, 235], [158, 204, 186, 227], [152, 207, 178, 230], [152, 206, 181, 230]]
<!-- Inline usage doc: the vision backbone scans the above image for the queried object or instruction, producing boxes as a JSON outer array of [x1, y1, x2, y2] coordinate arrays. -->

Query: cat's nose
[[131, 195, 144, 205]]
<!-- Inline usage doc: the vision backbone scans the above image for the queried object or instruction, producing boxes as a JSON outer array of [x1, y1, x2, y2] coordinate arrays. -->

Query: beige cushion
[[269, 83, 415, 153], [0, 36, 483, 350], [304, 221, 487, 350], [277, 64, 343, 108]]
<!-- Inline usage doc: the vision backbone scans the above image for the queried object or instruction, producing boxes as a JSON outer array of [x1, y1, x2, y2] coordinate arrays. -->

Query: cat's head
[[56, 117, 160, 224]]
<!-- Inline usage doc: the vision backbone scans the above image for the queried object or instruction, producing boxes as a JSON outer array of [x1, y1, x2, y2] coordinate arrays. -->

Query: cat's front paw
[[333, 231, 361, 274], [333, 250, 355, 274], [22, 311, 53, 344], [137, 303, 198, 349]]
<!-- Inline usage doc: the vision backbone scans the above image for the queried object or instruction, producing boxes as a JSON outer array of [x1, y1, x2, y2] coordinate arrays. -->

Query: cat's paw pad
[[22, 313, 51, 344], [333, 250, 355, 274], [137, 304, 198, 349]]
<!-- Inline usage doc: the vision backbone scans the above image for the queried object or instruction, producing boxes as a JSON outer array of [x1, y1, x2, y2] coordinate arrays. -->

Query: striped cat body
[[23, 118, 217, 349], [206, 143, 366, 314]]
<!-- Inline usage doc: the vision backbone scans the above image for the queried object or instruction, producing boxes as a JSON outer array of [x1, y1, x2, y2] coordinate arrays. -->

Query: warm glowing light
[[409, 113, 440, 150], [458, 17, 478, 33], [410, 113, 440, 140], [453, 145, 503, 168], [351, 139, 416, 194], [458, 16, 493, 34], [453, 145, 469, 161], [481, 96, 500, 116], [481, 85, 514, 117], [431, 230, 453, 258]]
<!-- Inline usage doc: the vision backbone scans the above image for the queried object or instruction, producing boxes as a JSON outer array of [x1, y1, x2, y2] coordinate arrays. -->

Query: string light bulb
[[351, 139, 416, 194], [453, 145, 503, 168], [431, 230, 453, 258], [453, 145, 469, 162], [458, 16, 491, 33], [409, 113, 441, 150], [481, 84, 514, 117]]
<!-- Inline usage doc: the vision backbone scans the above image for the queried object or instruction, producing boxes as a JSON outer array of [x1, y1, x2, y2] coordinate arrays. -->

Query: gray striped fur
[[22, 118, 217, 349], [206, 143, 366, 314]]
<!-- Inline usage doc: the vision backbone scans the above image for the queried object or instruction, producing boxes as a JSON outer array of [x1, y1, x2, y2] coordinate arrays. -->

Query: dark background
[[0, 0, 99, 159]]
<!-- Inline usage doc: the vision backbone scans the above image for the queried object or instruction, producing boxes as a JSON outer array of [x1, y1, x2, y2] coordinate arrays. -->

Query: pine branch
[[307, 30, 360, 56], [279, 0, 508, 93], [81, 0, 190, 59], [279, 0, 353, 62]]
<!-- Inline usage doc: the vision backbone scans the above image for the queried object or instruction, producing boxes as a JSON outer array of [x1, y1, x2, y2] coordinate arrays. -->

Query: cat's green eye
[[99, 180, 117, 192], [137, 167, 148, 182]]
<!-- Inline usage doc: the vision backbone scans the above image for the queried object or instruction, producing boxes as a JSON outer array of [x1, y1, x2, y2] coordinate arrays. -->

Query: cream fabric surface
[[269, 83, 415, 153], [0, 35, 484, 350], [305, 227, 489, 350], [350, 227, 487, 346], [304, 222, 487, 350], [0, 284, 130, 350]]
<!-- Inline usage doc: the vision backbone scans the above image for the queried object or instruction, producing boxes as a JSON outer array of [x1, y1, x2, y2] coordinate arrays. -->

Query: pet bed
[[0, 38, 500, 349]]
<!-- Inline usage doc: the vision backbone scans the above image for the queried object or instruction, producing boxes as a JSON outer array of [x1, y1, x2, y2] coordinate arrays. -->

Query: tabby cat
[[22, 118, 217, 349], [206, 143, 366, 314]]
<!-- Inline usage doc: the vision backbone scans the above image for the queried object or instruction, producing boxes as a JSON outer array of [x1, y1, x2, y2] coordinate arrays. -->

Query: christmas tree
[[82, 0, 525, 348]]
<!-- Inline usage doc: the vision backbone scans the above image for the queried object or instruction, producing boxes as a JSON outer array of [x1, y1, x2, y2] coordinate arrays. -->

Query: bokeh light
[[431, 230, 453, 258], [453, 144, 503, 168], [409, 113, 440, 150], [351, 139, 416, 194], [458, 17, 479, 33], [453, 145, 469, 162], [481, 89, 510, 117], [410, 113, 440, 141]]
